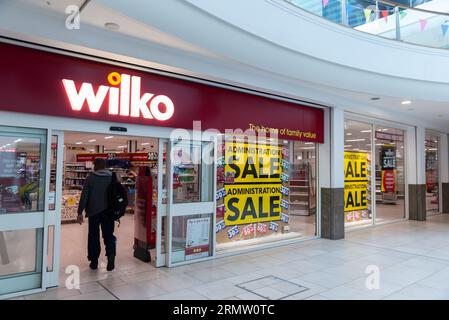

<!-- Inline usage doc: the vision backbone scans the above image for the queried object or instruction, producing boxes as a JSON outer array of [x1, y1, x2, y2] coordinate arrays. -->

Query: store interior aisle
[[59, 213, 153, 286]]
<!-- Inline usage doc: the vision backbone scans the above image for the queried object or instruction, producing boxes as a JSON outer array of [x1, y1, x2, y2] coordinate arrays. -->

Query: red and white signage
[[0, 43, 324, 142], [62, 72, 174, 121]]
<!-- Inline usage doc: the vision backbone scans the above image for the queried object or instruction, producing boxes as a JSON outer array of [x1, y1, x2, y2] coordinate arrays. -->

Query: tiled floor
[[18, 214, 449, 300]]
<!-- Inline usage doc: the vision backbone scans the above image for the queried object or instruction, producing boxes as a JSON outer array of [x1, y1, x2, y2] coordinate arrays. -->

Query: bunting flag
[[399, 11, 407, 20], [323, 0, 329, 8], [381, 10, 389, 22], [364, 9, 372, 23], [442, 23, 449, 36], [419, 18, 427, 31]]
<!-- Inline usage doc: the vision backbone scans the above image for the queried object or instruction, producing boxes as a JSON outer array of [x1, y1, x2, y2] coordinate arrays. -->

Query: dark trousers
[[87, 211, 116, 261]]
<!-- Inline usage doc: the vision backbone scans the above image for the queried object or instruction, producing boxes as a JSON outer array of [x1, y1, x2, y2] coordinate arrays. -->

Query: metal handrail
[[285, 0, 449, 49]]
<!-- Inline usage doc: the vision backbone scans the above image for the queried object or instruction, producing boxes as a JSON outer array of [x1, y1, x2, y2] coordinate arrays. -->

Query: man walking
[[77, 158, 116, 271]]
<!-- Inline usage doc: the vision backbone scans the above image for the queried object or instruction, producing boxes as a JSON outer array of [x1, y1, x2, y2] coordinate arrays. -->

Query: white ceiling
[[63, 131, 158, 152], [1, 0, 449, 132]]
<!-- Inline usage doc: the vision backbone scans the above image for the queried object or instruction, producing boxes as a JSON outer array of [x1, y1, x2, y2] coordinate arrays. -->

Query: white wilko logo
[[62, 72, 175, 121]]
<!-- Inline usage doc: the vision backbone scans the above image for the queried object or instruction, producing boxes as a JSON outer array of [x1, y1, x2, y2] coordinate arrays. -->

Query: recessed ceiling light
[[104, 136, 114, 139], [104, 22, 120, 31], [360, 130, 371, 133], [88, 139, 96, 143], [370, 97, 381, 101], [401, 100, 411, 105], [141, 143, 150, 146], [346, 139, 365, 142], [346, 133, 352, 136], [14, 139, 22, 143], [75, 142, 82, 145]]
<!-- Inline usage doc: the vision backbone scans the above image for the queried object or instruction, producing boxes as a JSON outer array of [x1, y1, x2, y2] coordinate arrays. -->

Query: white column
[[331, 107, 345, 188], [319, 107, 344, 189], [416, 126, 426, 185], [440, 133, 449, 183], [439, 133, 449, 213]]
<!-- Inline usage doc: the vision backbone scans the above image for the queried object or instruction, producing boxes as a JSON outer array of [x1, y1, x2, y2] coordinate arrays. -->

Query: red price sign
[[242, 224, 255, 237]]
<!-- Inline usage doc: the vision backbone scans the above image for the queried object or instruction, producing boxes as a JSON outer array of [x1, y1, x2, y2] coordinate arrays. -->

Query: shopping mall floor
[[15, 214, 449, 300]]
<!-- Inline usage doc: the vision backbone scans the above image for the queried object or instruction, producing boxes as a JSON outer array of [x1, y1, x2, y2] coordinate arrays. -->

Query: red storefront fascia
[[0, 43, 324, 142]]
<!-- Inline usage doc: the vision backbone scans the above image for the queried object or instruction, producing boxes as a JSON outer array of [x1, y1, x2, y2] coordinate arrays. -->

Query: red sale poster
[[381, 170, 396, 193]]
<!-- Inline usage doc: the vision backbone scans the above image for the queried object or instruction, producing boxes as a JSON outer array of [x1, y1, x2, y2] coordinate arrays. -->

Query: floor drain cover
[[236, 275, 309, 300]]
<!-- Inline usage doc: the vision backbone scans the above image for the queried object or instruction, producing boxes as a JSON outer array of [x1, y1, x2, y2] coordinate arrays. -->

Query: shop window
[[344, 119, 407, 228], [374, 126, 406, 222], [425, 132, 439, 213], [344, 120, 373, 228], [0, 126, 47, 214], [0, 228, 43, 279], [215, 135, 317, 250]]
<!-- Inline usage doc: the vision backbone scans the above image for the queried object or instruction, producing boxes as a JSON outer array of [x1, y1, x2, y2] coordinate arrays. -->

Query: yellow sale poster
[[224, 142, 283, 226], [344, 152, 368, 181], [344, 151, 368, 212], [344, 182, 368, 212]]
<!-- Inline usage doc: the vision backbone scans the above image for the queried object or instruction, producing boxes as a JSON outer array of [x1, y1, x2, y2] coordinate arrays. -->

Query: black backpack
[[107, 172, 128, 223]]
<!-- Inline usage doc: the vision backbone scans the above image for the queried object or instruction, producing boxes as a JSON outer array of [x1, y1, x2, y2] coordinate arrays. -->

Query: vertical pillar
[[320, 107, 345, 240], [95, 145, 104, 153], [409, 126, 426, 221], [127, 140, 138, 153], [440, 134, 449, 213]]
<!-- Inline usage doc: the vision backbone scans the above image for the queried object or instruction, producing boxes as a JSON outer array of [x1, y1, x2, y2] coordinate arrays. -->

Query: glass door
[[154, 138, 168, 267], [43, 131, 64, 287], [166, 138, 216, 267], [0, 126, 50, 297]]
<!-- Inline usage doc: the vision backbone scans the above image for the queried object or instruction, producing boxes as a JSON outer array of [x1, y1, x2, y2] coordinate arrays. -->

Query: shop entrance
[[56, 130, 167, 282]]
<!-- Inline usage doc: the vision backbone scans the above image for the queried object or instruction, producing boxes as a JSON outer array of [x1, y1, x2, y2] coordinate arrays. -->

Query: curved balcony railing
[[285, 0, 449, 49]]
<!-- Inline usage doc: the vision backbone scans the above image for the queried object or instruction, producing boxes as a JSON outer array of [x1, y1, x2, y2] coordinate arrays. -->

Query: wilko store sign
[[62, 72, 174, 121], [0, 43, 324, 142]]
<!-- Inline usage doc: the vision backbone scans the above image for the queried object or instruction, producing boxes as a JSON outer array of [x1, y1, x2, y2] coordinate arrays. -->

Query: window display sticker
[[48, 191, 55, 205], [185, 217, 210, 261], [216, 187, 226, 201], [269, 221, 279, 232], [281, 185, 290, 196], [256, 223, 268, 234], [216, 204, 225, 219], [217, 156, 226, 168], [282, 147, 289, 158], [281, 159, 290, 170], [242, 224, 255, 237], [227, 225, 240, 239], [280, 199, 289, 210], [281, 173, 289, 183], [280, 213, 289, 224], [215, 219, 226, 233]]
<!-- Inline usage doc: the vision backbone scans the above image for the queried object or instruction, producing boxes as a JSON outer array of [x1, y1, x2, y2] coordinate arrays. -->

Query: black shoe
[[89, 259, 98, 270], [107, 256, 115, 271]]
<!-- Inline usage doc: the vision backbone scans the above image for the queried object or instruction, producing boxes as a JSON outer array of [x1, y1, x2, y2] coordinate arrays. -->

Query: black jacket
[[77, 169, 113, 217]]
